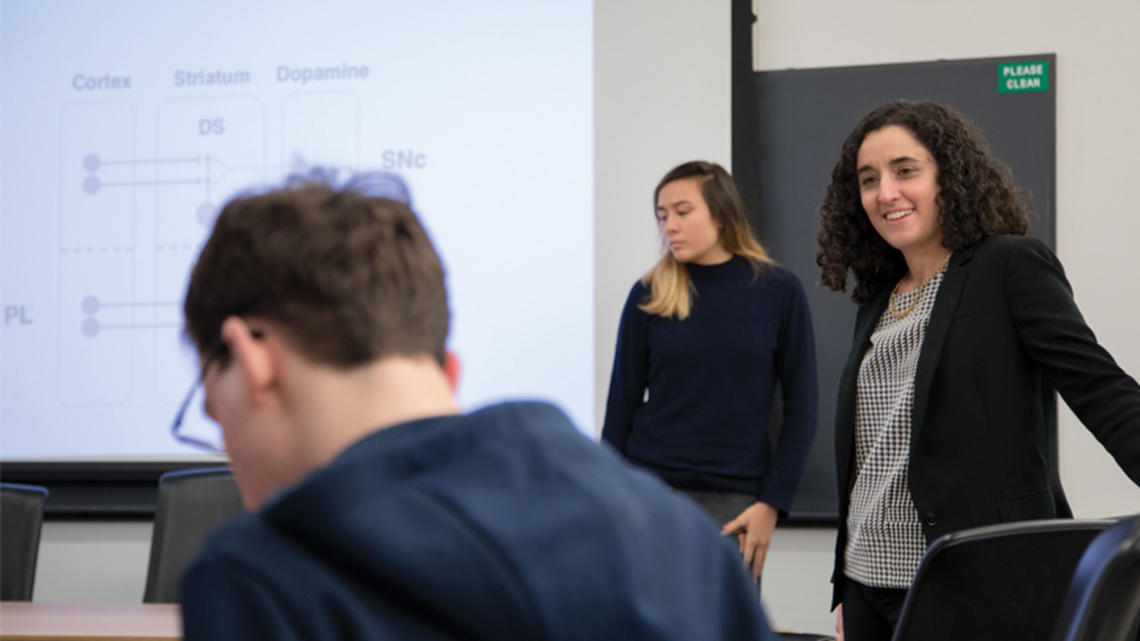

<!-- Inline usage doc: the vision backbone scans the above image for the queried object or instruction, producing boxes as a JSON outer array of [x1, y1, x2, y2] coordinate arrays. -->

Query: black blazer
[[831, 235, 1140, 607]]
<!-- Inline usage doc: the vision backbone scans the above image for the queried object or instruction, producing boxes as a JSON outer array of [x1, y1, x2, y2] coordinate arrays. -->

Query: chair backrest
[[1, 483, 49, 601], [1051, 514, 1140, 641], [891, 518, 1113, 641], [143, 467, 245, 603]]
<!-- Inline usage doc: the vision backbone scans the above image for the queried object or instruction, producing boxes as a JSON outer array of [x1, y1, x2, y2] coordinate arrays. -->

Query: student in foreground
[[176, 172, 775, 640]]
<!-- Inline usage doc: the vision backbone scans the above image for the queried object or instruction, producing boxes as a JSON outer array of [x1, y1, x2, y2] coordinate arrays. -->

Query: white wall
[[593, 0, 732, 430], [592, 2, 839, 632], [31, 0, 1140, 637]]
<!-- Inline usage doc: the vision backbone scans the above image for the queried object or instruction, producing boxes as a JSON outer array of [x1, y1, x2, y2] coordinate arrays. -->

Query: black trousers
[[840, 577, 907, 641]]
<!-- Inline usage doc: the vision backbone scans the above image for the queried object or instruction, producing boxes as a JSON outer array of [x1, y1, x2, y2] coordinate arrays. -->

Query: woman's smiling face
[[856, 124, 943, 260]]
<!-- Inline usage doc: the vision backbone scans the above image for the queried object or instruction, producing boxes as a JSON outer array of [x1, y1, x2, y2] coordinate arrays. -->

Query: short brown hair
[[817, 101, 1029, 303], [183, 171, 448, 367]]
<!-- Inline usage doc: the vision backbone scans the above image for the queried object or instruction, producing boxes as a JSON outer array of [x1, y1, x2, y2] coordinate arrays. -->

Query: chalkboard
[[732, 46, 1057, 520]]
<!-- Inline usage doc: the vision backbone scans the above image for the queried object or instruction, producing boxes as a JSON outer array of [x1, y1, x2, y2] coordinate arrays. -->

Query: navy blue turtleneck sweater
[[601, 256, 818, 513]]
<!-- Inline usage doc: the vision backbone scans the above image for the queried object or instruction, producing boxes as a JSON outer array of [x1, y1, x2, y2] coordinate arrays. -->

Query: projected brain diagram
[[1, 1, 593, 457]]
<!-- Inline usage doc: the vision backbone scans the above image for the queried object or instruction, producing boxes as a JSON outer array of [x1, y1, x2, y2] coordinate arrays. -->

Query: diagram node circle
[[196, 202, 216, 227], [81, 317, 100, 338], [81, 295, 100, 315]]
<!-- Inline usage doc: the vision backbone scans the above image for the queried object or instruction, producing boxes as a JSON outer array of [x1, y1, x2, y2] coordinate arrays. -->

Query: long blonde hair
[[640, 161, 771, 320]]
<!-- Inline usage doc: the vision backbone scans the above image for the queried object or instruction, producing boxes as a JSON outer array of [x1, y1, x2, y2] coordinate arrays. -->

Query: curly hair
[[817, 101, 1029, 303]]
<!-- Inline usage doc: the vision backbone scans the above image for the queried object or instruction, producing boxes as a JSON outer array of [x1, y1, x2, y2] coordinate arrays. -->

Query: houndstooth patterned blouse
[[844, 266, 946, 589]]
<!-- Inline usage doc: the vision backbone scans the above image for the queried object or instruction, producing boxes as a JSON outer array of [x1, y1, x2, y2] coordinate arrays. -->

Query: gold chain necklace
[[888, 252, 952, 320]]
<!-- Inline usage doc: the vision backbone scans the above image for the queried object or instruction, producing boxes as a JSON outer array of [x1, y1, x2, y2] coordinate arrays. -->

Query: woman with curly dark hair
[[818, 101, 1140, 641]]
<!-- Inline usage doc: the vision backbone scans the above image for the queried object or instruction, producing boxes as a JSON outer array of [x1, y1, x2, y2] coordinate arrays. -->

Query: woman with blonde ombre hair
[[602, 160, 818, 587]]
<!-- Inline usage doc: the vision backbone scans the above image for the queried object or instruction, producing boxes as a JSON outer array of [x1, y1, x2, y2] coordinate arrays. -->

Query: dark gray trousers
[[678, 489, 763, 597]]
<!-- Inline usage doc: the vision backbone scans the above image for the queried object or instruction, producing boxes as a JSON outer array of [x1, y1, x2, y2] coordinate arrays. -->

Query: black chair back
[[1051, 514, 1140, 641], [1, 483, 49, 600], [892, 519, 1113, 641], [143, 467, 245, 603]]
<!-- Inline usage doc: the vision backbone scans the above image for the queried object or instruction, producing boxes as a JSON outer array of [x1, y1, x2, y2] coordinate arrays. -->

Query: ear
[[219, 316, 276, 406], [442, 348, 461, 393]]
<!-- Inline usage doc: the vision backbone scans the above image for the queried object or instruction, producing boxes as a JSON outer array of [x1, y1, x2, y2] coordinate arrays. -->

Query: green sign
[[999, 61, 1050, 93]]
